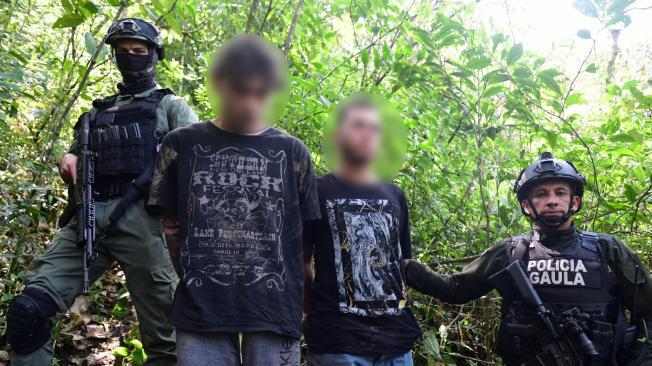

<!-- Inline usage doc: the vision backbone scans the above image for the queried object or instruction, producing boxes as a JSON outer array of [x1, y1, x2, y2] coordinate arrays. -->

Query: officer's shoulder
[[159, 92, 188, 105], [501, 233, 529, 247], [489, 234, 528, 255], [92, 94, 119, 108], [591, 232, 623, 252], [578, 231, 621, 248], [473, 236, 516, 255]]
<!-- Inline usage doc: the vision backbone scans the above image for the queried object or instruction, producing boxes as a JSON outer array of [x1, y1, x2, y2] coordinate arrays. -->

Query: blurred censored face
[[522, 180, 580, 221], [214, 76, 272, 125], [336, 106, 382, 166]]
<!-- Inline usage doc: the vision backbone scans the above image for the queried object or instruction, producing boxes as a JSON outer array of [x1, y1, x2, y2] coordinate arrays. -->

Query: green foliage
[[114, 337, 147, 366], [0, 0, 650, 364]]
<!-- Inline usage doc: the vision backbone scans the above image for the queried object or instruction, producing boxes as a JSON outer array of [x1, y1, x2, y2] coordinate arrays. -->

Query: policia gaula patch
[[525, 257, 602, 288]]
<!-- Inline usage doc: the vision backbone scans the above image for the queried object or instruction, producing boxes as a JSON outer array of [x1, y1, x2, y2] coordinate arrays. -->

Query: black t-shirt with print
[[148, 121, 321, 338], [303, 173, 421, 355]]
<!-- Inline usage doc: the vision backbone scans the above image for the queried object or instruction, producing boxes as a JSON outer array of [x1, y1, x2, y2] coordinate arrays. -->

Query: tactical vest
[[496, 231, 623, 366], [89, 89, 172, 198]]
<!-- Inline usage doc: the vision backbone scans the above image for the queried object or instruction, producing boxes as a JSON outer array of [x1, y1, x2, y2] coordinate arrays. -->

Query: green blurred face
[[336, 106, 381, 166]]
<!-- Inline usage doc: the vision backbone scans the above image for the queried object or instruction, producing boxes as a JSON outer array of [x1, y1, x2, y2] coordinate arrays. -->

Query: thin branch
[[43, 3, 128, 164], [155, 0, 178, 26], [245, 0, 261, 33], [283, 0, 305, 57], [257, 0, 275, 34], [630, 181, 652, 233], [318, 6, 416, 85]]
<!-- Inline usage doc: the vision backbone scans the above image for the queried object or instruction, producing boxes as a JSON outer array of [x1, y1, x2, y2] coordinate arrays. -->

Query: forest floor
[[1, 265, 139, 366], [55, 265, 138, 366]]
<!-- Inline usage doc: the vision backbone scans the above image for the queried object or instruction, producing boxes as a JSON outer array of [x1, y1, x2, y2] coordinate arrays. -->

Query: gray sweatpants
[[177, 330, 300, 366]]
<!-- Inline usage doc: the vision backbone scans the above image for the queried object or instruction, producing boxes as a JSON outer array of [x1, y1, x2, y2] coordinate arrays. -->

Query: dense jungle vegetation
[[0, 0, 650, 364]]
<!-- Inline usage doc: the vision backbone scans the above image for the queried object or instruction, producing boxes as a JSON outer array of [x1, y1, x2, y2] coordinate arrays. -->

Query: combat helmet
[[105, 18, 165, 60], [514, 152, 586, 225]]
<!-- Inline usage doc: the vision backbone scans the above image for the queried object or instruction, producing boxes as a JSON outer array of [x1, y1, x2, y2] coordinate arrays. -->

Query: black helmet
[[514, 152, 586, 224], [106, 18, 164, 59]]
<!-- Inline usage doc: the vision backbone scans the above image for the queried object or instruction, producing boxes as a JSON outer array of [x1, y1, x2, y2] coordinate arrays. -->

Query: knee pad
[[7, 287, 58, 355]]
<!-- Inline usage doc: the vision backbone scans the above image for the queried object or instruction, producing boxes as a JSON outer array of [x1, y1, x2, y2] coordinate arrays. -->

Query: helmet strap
[[527, 199, 575, 227]]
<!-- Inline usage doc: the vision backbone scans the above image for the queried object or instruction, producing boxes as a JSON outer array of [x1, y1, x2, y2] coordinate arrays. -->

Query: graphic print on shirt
[[326, 198, 407, 316], [183, 144, 287, 291]]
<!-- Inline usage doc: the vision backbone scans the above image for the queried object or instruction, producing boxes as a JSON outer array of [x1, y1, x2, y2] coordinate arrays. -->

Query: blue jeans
[[177, 330, 300, 366], [308, 351, 413, 366]]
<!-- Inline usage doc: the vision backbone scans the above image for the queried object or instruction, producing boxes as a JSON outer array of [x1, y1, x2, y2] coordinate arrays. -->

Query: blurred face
[[114, 39, 149, 55], [215, 76, 271, 125], [336, 106, 381, 167], [522, 180, 580, 226]]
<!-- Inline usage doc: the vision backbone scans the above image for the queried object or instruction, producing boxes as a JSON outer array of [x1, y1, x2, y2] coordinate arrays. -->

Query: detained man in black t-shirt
[[148, 36, 321, 366], [303, 97, 421, 366]]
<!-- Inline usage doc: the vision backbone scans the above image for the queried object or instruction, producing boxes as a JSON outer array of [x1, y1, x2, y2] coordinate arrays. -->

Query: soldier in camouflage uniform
[[6, 18, 198, 366], [407, 152, 651, 365]]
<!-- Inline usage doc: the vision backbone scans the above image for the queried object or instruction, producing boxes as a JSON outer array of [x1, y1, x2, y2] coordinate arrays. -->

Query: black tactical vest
[[89, 89, 172, 198], [496, 231, 623, 365]]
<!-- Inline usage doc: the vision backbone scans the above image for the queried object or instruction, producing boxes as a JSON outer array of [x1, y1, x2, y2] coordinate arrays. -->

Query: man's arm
[[293, 140, 321, 222], [396, 187, 413, 272], [602, 236, 652, 364], [302, 219, 319, 314], [59, 112, 90, 183], [164, 95, 199, 130], [406, 242, 508, 304], [162, 207, 181, 276], [303, 239, 314, 315]]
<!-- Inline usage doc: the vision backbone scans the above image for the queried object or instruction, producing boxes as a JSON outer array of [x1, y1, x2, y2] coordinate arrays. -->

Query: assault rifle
[[74, 113, 96, 295], [490, 261, 599, 366]]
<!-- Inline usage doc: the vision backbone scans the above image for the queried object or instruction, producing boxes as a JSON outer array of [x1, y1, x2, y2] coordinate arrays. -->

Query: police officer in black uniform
[[6, 18, 197, 365], [406, 152, 651, 365]]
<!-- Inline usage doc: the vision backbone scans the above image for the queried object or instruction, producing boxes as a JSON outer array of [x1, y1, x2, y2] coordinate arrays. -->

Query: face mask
[[115, 53, 150, 72]]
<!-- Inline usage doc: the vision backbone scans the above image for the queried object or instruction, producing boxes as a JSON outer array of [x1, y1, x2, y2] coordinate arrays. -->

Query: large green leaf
[[423, 329, 443, 361], [538, 73, 562, 95], [466, 57, 491, 69], [52, 13, 85, 28], [572, 0, 599, 17], [84, 33, 97, 56], [506, 43, 523, 65]]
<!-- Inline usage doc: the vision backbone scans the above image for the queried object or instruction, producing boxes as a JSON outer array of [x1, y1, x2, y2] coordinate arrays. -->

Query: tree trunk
[[606, 29, 620, 85]]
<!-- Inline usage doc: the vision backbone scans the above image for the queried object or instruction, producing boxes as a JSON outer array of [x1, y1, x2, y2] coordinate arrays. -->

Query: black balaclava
[[115, 47, 158, 95]]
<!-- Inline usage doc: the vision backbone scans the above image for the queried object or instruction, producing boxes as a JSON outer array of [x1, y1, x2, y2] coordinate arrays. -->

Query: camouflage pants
[[11, 199, 177, 366]]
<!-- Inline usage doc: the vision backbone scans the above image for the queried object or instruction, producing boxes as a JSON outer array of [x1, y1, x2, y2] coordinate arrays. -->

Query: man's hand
[[59, 153, 78, 184]]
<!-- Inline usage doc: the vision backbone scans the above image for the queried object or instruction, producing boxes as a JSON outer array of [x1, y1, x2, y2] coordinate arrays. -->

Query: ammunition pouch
[[591, 320, 616, 361], [88, 88, 172, 194]]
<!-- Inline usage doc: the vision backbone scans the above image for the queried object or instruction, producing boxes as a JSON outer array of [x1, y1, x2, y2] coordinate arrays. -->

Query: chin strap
[[527, 199, 575, 226]]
